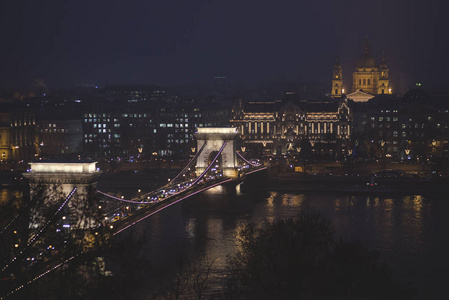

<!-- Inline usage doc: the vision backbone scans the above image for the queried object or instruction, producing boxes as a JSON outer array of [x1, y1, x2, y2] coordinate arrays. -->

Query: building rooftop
[[27, 161, 99, 174]]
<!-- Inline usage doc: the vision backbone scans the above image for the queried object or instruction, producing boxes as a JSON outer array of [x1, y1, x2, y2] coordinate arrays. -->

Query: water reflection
[[78, 173, 449, 298], [401, 195, 426, 251], [185, 218, 196, 238], [0, 189, 22, 207], [281, 193, 304, 208]]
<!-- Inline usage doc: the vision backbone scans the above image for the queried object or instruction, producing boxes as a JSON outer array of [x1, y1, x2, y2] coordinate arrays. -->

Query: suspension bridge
[[96, 127, 266, 235], [0, 127, 266, 298]]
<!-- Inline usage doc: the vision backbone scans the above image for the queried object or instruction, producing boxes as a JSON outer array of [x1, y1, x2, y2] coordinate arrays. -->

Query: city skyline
[[1, 0, 449, 93]]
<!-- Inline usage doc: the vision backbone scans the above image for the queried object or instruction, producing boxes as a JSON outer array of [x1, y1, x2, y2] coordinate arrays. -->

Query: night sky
[[1, 0, 448, 93]]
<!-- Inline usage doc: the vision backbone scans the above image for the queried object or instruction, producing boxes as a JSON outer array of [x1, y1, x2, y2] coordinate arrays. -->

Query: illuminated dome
[[357, 53, 376, 68], [356, 39, 377, 68]]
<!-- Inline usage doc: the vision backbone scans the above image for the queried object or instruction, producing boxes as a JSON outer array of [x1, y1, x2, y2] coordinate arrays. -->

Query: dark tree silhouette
[[224, 212, 407, 299]]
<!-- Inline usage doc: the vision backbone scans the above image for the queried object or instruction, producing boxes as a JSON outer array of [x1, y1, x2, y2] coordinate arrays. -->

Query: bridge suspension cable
[[1, 188, 77, 273], [96, 190, 149, 204], [97, 141, 226, 204], [236, 151, 259, 167], [113, 177, 233, 236], [1, 253, 79, 300], [97, 141, 212, 203], [0, 188, 45, 237], [97, 141, 210, 203], [191, 141, 227, 186], [163, 141, 207, 188]]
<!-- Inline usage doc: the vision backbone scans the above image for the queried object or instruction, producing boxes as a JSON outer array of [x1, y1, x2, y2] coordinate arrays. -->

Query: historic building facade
[[0, 108, 38, 162], [332, 39, 392, 102], [231, 94, 352, 157]]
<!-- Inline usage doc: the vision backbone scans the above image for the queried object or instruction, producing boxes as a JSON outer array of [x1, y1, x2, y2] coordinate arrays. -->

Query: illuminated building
[[0, 108, 38, 162], [333, 39, 392, 102], [231, 93, 352, 156], [38, 115, 83, 157], [82, 101, 230, 159], [350, 85, 449, 159], [331, 57, 344, 97]]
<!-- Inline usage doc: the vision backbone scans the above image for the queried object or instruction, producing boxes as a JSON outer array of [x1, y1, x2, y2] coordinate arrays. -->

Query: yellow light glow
[[28, 162, 98, 173], [197, 127, 237, 134]]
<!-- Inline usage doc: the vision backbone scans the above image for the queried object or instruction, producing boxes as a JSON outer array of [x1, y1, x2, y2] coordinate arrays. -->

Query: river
[[98, 171, 449, 299], [1, 171, 447, 299]]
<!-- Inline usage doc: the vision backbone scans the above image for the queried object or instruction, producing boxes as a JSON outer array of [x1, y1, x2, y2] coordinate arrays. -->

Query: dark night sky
[[1, 0, 448, 93]]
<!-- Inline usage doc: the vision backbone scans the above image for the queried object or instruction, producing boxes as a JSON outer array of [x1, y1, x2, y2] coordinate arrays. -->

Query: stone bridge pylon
[[194, 127, 238, 178]]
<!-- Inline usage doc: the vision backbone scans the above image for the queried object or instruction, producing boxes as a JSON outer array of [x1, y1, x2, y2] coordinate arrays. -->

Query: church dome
[[357, 53, 376, 68], [356, 39, 377, 68]]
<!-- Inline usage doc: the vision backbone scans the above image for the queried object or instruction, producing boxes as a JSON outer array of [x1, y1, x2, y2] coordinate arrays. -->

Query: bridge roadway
[[110, 166, 266, 236]]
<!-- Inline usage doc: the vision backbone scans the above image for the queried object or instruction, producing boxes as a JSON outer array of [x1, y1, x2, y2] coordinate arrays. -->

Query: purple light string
[[1, 188, 77, 273], [236, 151, 258, 167], [113, 178, 233, 236], [245, 166, 267, 175], [2, 254, 78, 299], [98, 142, 224, 204], [0, 188, 44, 236], [163, 140, 207, 188], [96, 190, 150, 204], [192, 142, 227, 186]]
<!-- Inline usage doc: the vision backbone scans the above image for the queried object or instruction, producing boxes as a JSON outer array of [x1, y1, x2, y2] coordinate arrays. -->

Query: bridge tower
[[23, 161, 102, 230], [194, 127, 238, 178]]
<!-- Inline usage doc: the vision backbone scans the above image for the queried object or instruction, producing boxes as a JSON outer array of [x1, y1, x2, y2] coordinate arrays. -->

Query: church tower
[[331, 57, 344, 97], [377, 51, 391, 94]]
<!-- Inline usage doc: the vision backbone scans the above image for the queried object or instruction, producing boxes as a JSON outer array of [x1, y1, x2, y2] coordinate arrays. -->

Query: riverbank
[[270, 172, 449, 194]]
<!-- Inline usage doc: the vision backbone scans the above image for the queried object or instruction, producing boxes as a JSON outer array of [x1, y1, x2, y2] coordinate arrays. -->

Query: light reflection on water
[[0, 189, 22, 206], [57, 173, 449, 298], [112, 188, 445, 298]]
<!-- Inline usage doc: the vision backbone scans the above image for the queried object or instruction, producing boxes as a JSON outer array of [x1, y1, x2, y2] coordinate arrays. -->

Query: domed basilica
[[331, 39, 391, 102]]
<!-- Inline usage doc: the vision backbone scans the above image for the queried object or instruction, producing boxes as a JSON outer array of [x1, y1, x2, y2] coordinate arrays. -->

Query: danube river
[[98, 171, 449, 299], [1, 170, 447, 298]]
